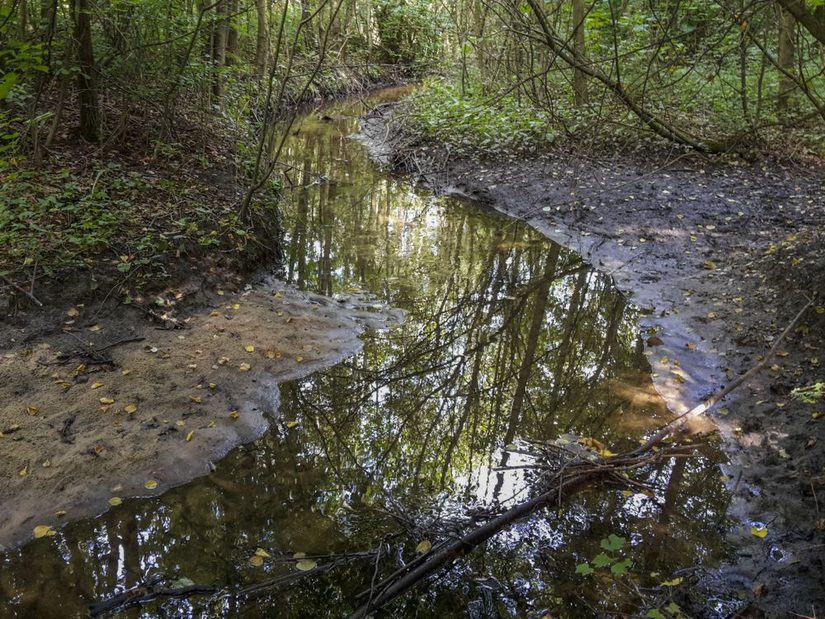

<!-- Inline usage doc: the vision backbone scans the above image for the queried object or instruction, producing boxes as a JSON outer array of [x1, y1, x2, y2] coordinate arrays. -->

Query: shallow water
[[0, 88, 731, 617]]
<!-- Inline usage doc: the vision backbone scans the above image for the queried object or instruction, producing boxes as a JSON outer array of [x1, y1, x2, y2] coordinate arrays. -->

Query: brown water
[[0, 88, 731, 617]]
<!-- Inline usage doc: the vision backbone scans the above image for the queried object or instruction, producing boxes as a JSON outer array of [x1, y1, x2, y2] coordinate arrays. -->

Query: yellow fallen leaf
[[209, 310, 222, 317], [244, 345, 255, 353], [121, 369, 131, 376], [599, 449, 617, 458], [208, 420, 216, 428], [190, 395, 202, 404], [67, 307, 79, 317], [295, 356, 304, 363], [415, 540, 432, 554], [217, 289, 225, 296], [144, 480, 158, 490], [703, 260, 716, 270], [230, 410, 240, 419], [254, 548, 270, 558], [90, 382, 104, 390], [18, 466, 27, 477], [109, 497, 122, 506], [265, 350, 276, 359], [33, 525, 56, 539], [293, 552, 306, 559], [88, 324, 102, 332], [621, 490, 634, 497], [218, 357, 229, 365], [55, 510, 66, 517], [295, 559, 317, 571], [25, 406, 39, 416], [812, 411, 823, 420], [660, 577, 683, 587], [124, 404, 137, 414], [176, 420, 186, 427], [208, 383, 217, 390], [99, 397, 114, 405], [750, 524, 768, 538], [239, 362, 251, 372], [286, 420, 300, 428], [249, 555, 264, 567], [231, 303, 240, 310], [185, 431, 194, 442]]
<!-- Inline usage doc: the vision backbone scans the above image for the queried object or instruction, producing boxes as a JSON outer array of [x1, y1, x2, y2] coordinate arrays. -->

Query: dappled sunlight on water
[[0, 88, 731, 618]]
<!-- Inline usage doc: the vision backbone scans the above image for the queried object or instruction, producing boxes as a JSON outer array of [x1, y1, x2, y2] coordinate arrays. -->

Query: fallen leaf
[[121, 369, 131, 376], [88, 325, 102, 332], [295, 356, 304, 363], [750, 524, 768, 538], [144, 480, 158, 490], [286, 420, 299, 428], [660, 577, 683, 587], [99, 397, 114, 405], [415, 539, 432, 554], [190, 395, 202, 404], [109, 497, 122, 506], [703, 260, 716, 270], [244, 345, 255, 353], [186, 431, 194, 442], [230, 410, 240, 419], [33, 525, 56, 539], [295, 559, 317, 571], [67, 308, 79, 317], [124, 404, 137, 414], [25, 405, 39, 416], [18, 466, 27, 477], [55, 510, 66, 517], [239, 362, 251, 372], [249, 555, 264, 567], [254, 548, 270, 558]]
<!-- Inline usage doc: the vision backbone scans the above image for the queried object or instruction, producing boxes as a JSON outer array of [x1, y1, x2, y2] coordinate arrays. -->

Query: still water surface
[[0, 88, 730, 617]]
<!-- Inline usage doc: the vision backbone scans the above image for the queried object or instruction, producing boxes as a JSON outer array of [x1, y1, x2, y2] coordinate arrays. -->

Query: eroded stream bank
[[1, 89, 738, 617]]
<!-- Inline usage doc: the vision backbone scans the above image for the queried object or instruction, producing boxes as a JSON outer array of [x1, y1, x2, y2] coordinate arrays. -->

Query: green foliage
[[792, 382, 824, 404], [575, 533, 632, 578], [405, 80, 557, 154]]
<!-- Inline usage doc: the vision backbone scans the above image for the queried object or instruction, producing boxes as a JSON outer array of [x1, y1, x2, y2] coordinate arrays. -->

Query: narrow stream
[[0, 89, 731, 617]]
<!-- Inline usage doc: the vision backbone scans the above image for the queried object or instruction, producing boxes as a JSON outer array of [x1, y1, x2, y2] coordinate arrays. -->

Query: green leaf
[[610, 558, 632, 575], [575, 563, 594, 575], [646, 610, 667, 619], [592, 552, 612, 568], [600, 533, 626, 552]]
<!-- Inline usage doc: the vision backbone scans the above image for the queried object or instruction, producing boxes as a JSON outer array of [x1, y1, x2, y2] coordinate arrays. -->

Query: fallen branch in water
[[348, 446, 693, 619]]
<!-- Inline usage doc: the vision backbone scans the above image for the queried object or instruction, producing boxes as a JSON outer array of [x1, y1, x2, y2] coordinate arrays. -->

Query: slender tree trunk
[[255, 0, 268, 80], [74, 0, 100, 142], [572, 0, 588, 105], [777, 4, 796, 110], [211, 0, 227, 99], [225, 0, 238, 65]]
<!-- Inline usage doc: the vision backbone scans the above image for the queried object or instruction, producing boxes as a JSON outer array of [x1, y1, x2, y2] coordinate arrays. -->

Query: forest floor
[[362, 110, 825, 618]]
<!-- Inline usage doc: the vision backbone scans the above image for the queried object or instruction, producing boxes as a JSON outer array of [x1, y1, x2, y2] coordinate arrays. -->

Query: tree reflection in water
[[0, 92, 731, 618]]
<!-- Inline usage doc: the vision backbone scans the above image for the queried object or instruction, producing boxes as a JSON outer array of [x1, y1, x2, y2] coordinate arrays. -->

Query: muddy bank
[[362, 110, 825, 616], [0, 279, 399, 549]]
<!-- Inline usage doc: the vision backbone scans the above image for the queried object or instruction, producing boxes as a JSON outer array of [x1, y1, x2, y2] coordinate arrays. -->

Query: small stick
[[633, 297, 815, 454], [1, 274, 43, 307]]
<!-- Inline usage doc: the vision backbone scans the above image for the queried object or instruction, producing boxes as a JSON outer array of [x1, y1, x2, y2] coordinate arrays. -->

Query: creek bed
[[0, 88, 731, 617]]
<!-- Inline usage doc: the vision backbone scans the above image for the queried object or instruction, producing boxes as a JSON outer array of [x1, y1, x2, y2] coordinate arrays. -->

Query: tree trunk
[[255, 0, 268, 80], [572, 0, 588, 105], [73, 0, 100, 142], [225, 0, 238, 65], [777, 4, 795, 110], [211, 0, 227, 99]]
